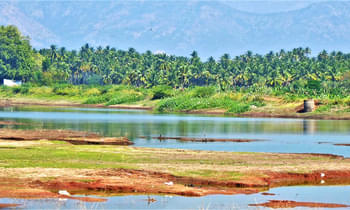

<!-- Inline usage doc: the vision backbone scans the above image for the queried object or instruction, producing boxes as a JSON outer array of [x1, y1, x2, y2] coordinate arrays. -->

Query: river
[[1, 105, 350, 209]]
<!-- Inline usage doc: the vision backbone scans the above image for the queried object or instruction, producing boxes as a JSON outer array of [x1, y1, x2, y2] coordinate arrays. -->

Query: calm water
[[1, 105, 350, 156], [1, 185, 350, 209]]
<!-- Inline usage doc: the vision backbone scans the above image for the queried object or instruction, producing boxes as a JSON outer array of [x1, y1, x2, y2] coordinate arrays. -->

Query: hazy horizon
[[1, 0, 349, 58]]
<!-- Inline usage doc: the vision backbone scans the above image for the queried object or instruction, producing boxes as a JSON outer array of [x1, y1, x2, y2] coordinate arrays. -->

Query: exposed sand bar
[[0, 128, 132, 145], [250, 200, 350, 208]]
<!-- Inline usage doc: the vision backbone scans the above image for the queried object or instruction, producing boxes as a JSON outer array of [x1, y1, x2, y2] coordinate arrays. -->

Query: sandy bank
[[0, 128, 132, 145]]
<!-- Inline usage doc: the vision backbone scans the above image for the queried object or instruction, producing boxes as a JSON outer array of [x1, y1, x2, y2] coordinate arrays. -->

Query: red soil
[[334, 143, 350, 147], [266, 170, 350, 187], [2, 169, 350, 202], [261, 192, 275, 196], [250, 200, 350, 208], [0, 203, 21, 209]]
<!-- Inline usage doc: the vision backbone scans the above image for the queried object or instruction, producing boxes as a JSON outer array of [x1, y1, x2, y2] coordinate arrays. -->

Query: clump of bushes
[[85, 88, 101, 96], [28, 86, 53, 96], [151, 85, 173, 100], [156, 95, 253, 113], [105, 89, 145, 105], [226, 92, 244, 101], [227, 102, 250, 113], [11, 85, 30, 94], [53, 84, 81, 96], [83, 95, 109, 104], [190, 86, 216, 98]]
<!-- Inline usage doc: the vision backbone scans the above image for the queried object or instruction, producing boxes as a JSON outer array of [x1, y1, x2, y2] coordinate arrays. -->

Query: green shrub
[[283, 94, 303, 103], [107, 85, 129, 93], [85, 88, 101, 96], [315, 104, 332, 113], [86, 74, 103, 85], [151, 85, 173, 100], [105, 90, 145, 105], [156, 95, 252, 113], [28, 86, 53, 95], [53, 85, 81, 96], [226, 92, 244, 101], [191, 86, 216, 98], [227, 103, 250, 113], [99, 86, 112, 94], [83, 95, 109, 104], [306, 80, 321, 90], [11, 85, 30, 94]]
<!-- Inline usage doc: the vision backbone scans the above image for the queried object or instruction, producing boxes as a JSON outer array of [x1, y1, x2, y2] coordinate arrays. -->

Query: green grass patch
[[0, 145, 140, 169], [105, 90, 146, 105], [156, 94, 264, 113], [174, 170, 243, 181]]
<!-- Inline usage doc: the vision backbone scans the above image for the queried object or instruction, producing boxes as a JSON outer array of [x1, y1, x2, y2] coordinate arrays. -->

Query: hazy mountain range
[[1, 0, 350, 58]]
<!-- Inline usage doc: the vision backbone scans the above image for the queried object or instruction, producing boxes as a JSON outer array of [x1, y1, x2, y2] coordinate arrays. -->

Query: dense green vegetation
[[0, 84, 264, 113], [0, 25, 350, 114], [1, 25, 350, 93]]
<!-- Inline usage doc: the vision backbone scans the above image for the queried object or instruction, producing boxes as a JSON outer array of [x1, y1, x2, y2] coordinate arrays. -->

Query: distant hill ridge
[[1, 1, 350, 58]]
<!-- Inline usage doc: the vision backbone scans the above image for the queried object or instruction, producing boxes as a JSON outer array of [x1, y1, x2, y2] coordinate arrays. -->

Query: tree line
[[1, 25, 350, 93]]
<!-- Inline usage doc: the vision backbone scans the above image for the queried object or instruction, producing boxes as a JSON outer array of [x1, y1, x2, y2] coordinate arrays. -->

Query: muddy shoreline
[[0, 128, 133, 145], [0, 203, 21, 209], [2, 168, 350, 201], [1, 99, 349, 120], [250, 200, 350, 208]]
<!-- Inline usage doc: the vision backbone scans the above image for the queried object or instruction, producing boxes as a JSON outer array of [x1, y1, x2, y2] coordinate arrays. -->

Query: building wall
[[3, 79, 22, 87]]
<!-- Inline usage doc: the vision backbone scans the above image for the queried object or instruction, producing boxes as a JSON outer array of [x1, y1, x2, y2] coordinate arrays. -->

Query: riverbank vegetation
[[1, 25, 350, 114], [2, 84, 350, 116]]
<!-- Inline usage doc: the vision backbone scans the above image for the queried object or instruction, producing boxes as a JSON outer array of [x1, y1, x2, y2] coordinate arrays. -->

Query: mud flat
[[1, 139, 350, 201], [0, 128, 132, 145], [2, 169, 350, 200], [318, 142, 350, 147], [140, 136, 264, 143], [334, 143, 350, 147], [250, 200, 350, 208], [0, 203, 21, 209]]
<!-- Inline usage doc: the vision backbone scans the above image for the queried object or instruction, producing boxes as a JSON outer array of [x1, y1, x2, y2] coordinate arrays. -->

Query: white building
[[3, 79, 22, 87]]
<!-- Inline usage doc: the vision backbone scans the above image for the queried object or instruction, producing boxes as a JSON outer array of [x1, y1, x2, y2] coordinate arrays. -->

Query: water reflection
[[303, 119, 317, 134], [1, 106, 350, 156]]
